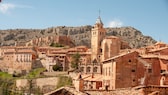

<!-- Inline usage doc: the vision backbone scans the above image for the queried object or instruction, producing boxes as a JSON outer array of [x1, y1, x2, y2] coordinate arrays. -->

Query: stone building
[[91, 16, 106, 62], [82, 16, 122, 75], [36, 46, 91, 72], [101, 36, 121, 61], [0, 46, 37, 74], [100, 42, 168, 90], [91, 16, 121, 62], [102, 51, 139, 90]]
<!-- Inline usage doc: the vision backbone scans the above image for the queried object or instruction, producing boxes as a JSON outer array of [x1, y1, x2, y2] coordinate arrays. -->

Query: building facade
[[0, 46, 36, 74]]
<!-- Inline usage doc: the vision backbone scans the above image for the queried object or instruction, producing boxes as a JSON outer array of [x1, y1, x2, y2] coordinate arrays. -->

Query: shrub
[[50, 43, 64, 47], [53, 64, 63, 71], [56, 76, 72, 89]]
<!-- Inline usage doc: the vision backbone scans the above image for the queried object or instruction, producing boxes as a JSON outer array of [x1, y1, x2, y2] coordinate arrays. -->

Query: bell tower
[[91, 16, 106, 63]]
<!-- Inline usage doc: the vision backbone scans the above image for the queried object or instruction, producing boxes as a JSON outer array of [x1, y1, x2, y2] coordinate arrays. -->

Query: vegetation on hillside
[[25, 68, 46, 79], [0, 68, 73, 94], [0, 68, 46, 95], [56, 76, 72, 89], [0, 72, 15, 95], [50, 42, 64, 47], [0, 72, 13, 79]]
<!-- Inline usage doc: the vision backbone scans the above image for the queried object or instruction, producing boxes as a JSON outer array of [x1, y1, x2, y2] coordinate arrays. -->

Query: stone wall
[[16, 77, 59, 93]]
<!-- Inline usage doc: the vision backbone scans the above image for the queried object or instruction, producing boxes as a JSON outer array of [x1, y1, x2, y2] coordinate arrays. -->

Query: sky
[[0, 0, 168, 43]]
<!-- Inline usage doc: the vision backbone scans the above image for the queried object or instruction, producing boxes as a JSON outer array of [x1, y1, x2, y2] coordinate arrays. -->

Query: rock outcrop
[[0, 26, 156, 48], [106, 27, 156, 48]]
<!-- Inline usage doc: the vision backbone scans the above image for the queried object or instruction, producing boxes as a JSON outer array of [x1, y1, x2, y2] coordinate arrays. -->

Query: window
[[128, 59, 131, 62], [93, 32, 96, 35], [99, 42, 101, 46], [103, 68, 105, 75], [106, 67, 107, 76], [148, 69, 152, 73], [100, 49, 102, 53], [109, 67, 111, 76], [160, 70, 166, 73], [80, 67, 84, 72], [93, 67, 98, 72], [131, 69, 135, 72], [86, 67, 91, 73]]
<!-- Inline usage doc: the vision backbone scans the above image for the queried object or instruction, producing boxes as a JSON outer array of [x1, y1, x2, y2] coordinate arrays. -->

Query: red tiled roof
[[140, 54, 168, 60], [149, 47, 168, 52], [83, 74, 103, 81]]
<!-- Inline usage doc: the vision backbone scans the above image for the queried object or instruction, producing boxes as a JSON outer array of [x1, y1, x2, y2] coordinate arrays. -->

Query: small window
[[148, 69, 152, 73], [128, 59, 131, 62], [93, 67, 98, 73], [133, 79, 135, 82], [80, 67, 84, 72], [100, 49, 102, 53], [131, 69, 135, 72], [86, 67, 91, 73], [109, 67, 111, 76], [99, 42, 101, 46], [160, 70, 166, 73]]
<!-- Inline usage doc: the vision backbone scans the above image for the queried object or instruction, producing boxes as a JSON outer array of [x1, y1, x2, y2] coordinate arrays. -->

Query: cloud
[[107, 19, 123, 27], [0, 3, 16, 14], [0, 3, 33, 14]]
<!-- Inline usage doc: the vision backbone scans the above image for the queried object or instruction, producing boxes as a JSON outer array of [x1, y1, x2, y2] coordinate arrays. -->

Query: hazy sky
[[0, 0, 168, 43]]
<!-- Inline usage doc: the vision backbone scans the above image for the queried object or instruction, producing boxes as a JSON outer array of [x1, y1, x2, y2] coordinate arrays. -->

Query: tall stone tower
[[91, 16, 106, 63]]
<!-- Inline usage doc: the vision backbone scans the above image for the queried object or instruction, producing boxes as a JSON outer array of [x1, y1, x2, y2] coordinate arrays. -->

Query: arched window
[[86, 67, 91, 73], [93, 67, 98, 73], [80, 67, 84, 72]]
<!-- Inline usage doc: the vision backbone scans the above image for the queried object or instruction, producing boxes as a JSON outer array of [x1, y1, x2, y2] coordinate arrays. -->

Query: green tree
[[52, 64, 62, 71], [53, 59, 63, 71], [71, 53, 81, 69]]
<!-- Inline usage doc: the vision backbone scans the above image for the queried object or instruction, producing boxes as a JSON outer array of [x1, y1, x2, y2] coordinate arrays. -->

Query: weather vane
[[99, 10, 101, 17]]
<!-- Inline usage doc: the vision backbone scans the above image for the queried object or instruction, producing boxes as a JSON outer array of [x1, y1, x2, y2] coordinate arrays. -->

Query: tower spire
[[96, 10, 103, 24]]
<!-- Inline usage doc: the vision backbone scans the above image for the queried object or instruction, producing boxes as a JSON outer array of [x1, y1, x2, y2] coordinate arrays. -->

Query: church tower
[[91, 16, 106, 63]]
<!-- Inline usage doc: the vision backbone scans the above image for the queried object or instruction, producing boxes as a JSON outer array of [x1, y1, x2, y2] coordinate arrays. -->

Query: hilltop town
[[0, 16, 167, 95]]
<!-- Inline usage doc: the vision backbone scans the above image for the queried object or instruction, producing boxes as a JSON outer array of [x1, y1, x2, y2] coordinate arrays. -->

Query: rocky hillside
[[106, 27, 156, 48], [0, 26, 156, 48]]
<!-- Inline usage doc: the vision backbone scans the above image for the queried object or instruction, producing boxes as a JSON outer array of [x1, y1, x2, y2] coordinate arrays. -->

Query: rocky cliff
[[0, 26, 156, 48]]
